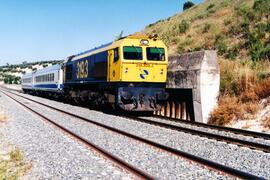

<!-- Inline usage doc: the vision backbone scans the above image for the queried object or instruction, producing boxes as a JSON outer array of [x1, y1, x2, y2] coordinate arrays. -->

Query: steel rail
[[154, 115, 270, 140], [2, 90, 153, 180], [1, 89, 265, 179], [124, 115, 270, 153]]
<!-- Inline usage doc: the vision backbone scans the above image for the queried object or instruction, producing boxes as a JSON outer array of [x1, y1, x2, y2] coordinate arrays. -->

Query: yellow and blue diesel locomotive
[[63, 34, 169, 111]]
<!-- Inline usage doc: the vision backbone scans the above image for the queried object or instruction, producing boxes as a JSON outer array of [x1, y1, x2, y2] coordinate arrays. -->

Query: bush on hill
[[183, 1, 195, 11]]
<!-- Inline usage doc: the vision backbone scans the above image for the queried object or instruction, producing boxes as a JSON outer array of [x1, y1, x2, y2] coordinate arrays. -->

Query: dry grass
[[210, 59, 270, 125], [9, 148, 23, 162], [263, 116, 270, 129], [0, 144, 30, 179], [209, 95, 243, 125]]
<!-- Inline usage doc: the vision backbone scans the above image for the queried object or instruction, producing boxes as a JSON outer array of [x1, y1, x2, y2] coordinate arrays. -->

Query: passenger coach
[[22, 64, 63, 95]]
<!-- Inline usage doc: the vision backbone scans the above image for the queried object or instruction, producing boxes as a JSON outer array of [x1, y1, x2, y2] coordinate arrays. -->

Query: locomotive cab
[[107, 35, 169, 111]]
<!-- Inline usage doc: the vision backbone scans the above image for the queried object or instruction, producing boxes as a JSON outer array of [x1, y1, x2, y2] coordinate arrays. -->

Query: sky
[[0, 0, 203, 65]]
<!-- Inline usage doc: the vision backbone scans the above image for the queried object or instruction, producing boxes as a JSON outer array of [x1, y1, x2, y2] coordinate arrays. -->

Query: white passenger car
[[32, 64, 63, 92], [21, 72, 33, 92]]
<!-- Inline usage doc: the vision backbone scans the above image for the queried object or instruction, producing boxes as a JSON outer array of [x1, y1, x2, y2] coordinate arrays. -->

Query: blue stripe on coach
[[34, 84, 63, 89]]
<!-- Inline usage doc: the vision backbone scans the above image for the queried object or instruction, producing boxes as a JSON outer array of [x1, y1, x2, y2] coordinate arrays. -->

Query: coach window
[[114, 48, 119, 62], [123, 46, 142, 60], [146, 47, 165, 61]]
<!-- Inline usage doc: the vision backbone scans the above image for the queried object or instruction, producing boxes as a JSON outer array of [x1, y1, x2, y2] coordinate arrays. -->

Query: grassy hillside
[[143, 0, 270, 126]]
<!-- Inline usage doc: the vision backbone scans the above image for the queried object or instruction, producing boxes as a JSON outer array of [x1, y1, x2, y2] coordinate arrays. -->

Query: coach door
[[108, 47, 121, 82]]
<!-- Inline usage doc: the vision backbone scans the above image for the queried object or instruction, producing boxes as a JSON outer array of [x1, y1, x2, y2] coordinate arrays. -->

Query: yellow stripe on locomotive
[[107, 34, 168, 83]]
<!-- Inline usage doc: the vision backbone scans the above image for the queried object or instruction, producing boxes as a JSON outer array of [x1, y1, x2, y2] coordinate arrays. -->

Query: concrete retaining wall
[[166, 50, 220, 123]]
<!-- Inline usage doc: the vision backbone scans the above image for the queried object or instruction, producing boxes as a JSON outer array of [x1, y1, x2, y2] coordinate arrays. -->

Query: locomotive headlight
[[160, 69, 164, 75], [140, 39, 149, 45], [124, 68, 128, 73]]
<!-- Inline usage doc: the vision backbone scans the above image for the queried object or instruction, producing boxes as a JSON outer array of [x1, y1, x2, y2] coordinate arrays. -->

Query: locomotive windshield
[[123, 46, 142, 60], [146, 47, 165, 61]]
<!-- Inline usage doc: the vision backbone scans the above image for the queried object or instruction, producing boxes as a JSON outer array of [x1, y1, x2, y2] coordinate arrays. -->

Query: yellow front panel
[[107, 35, 168, 83], [121, 63, 167, 82]]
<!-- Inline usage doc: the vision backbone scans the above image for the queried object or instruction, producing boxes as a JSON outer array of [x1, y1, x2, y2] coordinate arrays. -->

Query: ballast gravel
[[8, 90, 270, 178], [6, 91, 229, 179], [0, 93, 133, 179]]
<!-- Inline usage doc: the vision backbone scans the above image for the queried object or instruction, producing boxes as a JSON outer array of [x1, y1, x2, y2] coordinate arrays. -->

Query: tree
[[183, 1, 195, 11]]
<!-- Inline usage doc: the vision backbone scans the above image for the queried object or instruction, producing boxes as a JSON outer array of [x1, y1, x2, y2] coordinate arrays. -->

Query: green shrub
[[266, 20, 270, 32], [183, 1, 195, 11], [215, 36, 228, 55], [255, 23, 267, 39], [178, 20, 190, 33], [239, 18, 250, 33], [253, 0, 270, 16], [208, 8, 216, 14], [3, 75, 21, 84], [202, 23, 211, 33], [235, 4, 250, 16], [260, 45, 270, 60], [224, 18, 232, 26], [258, 72, 270, 80], [42, 64, 48, 68], [190, 46, 203, 52], [226, 45, 240, 59], [194, 14, 206, 20], [176, 43, 185, 54], [247, 32, 268, 61], [206, 4, 215, 11]]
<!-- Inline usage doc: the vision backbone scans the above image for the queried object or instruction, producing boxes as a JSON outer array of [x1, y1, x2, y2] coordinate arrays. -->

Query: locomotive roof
[[68, 33, 158, 62], [73, 42, 113, 58]]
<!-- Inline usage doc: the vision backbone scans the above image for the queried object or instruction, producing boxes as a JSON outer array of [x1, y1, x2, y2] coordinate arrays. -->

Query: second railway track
[[1, 88, 267, 179], [123, 115, 270, 153]]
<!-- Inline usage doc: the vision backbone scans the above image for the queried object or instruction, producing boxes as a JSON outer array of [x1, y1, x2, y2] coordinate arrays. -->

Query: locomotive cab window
[[114, 48, 119, 62], [123, 46, 142, 60], [146, 47, 165, 61]]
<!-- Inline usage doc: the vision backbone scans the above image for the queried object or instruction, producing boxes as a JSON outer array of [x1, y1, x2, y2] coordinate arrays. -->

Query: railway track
[[0, 88, 265, 179], [4, 87, 270, 152], [123, 115, 270, 153], [154, 115, 270, 140], [0, 89, 152, 179]]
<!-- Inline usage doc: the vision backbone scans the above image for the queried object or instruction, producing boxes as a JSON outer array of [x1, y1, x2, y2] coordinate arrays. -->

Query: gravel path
[[5, 91, 230, 179], [10, 90, 270, 179], [0, 92, 134, 179]]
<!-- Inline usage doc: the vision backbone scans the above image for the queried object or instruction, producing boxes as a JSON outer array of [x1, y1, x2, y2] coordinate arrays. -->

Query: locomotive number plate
[[77, 60, 88, 79], [136, 63, 154, 67]]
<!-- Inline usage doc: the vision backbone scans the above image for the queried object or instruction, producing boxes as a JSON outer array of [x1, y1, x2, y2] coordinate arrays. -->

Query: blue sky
[[0, 0, 203, 65]]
